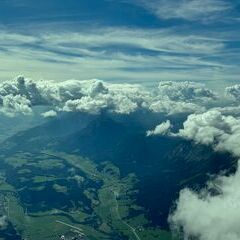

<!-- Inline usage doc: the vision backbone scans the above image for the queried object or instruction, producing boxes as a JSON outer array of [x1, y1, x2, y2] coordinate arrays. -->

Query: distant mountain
[[53, 115, 236, 228], [1, 113, 237, 229], [0, 112, 96, 153], [0, 107, 47, 143]]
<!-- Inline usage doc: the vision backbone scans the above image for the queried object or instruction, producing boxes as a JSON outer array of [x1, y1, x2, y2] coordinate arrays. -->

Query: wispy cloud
[[0, 26, 238, 85], [132, 0, 232, 22]]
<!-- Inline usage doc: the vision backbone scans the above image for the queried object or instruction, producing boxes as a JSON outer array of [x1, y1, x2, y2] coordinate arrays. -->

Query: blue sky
[[0, 0, 240, 89]]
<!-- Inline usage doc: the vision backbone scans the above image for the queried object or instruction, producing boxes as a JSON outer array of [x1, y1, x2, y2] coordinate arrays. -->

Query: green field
[[0, 151, 178, 240]]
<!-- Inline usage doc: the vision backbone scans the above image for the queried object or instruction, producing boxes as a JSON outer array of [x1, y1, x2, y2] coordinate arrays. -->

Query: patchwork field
[[0, 151, 177, 240]]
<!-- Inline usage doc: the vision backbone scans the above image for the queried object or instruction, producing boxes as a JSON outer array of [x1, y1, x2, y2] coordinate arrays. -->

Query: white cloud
[[0, 76, 152, 116], [225, 84, 240, 102], [0, 76, 214, 117], [134, 0, 231, 21], [148, 81, 216, 115], [63, 96, 109, 115], [0, 27, 236, 83], [157, 81, 217, 103], [149, 100, 204, 115], [173, 110, 240, 156], [61, 80, 151, 115], [211, 106, 240, 116], [0, 94, 32, 117], [169, 161, 240, 240], [41, 110, 57, 118], [168, 109, 240, 240], [146, 120, 172, 136]]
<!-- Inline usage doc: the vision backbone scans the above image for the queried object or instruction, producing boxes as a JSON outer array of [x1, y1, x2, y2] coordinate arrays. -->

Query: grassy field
[[47, 152, 176, 240], [0, 151, 178, 240]]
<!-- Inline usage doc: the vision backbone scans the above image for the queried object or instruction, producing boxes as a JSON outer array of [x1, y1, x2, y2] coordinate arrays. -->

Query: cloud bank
[[0, 76, 217, 117], [157, 81, 217, 103]]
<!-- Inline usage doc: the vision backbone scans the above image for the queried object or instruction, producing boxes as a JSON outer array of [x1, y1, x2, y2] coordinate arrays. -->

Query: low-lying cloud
[[169, 162, 240, 240], [146, 120, 172, 136], [0, 76, 217, 117], [41, 110, 57, 118], [174, 110, 240, 157], [148, 109, 240, 157], [151, 109, 240, 239]]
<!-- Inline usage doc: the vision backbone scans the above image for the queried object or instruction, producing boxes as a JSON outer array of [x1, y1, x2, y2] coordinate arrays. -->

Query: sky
[[0, 0, 240, 89]]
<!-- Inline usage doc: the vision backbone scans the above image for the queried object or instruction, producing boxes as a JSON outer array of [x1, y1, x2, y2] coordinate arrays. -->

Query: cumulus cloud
[[169, 162, 240, 240], [225, 84, 240, 102], [168, 109, 240, 240], [173, 110, 240, 156], [149, 100, 205, 115], [157, 81, 217, 103], [146, 120, 172, 136], [0, 94, 32, 117], [148, 80, 217, 115], [0, 76, 150, 116], [61, 81, 151, 115], [41, 110, 57, 118], [147, 81, 217, 115], [0, 76, 215, 117]]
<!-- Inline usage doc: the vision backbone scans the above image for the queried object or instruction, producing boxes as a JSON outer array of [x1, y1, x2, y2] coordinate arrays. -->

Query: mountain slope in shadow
[[1, 113, 236, 228]]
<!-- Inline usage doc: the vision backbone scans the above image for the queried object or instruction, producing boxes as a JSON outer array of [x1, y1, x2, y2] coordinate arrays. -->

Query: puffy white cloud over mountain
[[146, 120, 172, 136], [157, 81, 217, 102], [225, 84, 240, 102], [163, 109, 240, 240], [0, 94, 32, 117], [169, 162, 240, 240], [170, 168, 240, 239], [145, 94, 240, 240], [148, 109, 240, 156], [149, 100, 204, 115], [41, 110, 57, 118], [0, 76, 151, 116], [0, 76, 217, 117], [174, 110, 240, 156]]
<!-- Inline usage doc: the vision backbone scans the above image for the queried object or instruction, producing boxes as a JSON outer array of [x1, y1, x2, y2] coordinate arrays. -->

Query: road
[[56, 220, 85, 235], [112, 190, 142, 240]]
